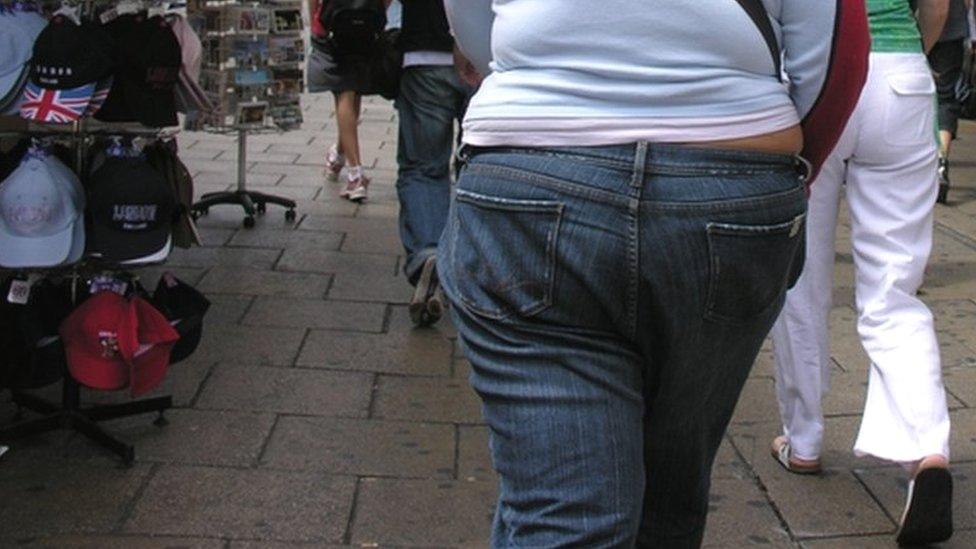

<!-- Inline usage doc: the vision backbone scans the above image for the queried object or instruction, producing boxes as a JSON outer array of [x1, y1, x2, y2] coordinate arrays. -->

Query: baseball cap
[[144, 141, 202, 248], [0, 9, 47, 114], [87, 156, 176, 263], [96, 14, 181, 127], [151, 273, 210, 364], [0, 153, 85, 268], [60, 290, 179, 396], [43, 152, 88, 264], [22, 14, 115, 123]]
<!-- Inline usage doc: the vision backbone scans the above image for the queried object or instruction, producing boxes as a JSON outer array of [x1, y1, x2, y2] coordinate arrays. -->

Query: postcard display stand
[[0, 122, 173, 466], [188, 0, 303, 228]]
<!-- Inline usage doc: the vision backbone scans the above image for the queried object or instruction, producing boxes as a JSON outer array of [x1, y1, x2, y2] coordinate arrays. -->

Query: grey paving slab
[[230, 542, 348, 549], [298, 216, 403, 255], [228, 227, 344, 250], [0, 459, 152, 541], [123, 465, 355, 542], [945, 366, 976, 407], [165, 246, 282, 270], [204, 294, 254, 325], [371, 376, 484, 424], [19, 535, 225, 548], [138, 266, 209, 289], [276, 250, 397, 277], [63, 409, 276, 467], [856, 462, 976, 532], [729, 430, 896, 538], [701, 477, 794, 548], [296, 328, 452, 376], [198, 267, 332, 298], [731, 377, 781, 425], [197, 226, 237, 247], [218, 151, 300, 165], [328, 271, 412, 304], [293, 198, 360, 218], [195, 170, 284, 188], [261, 416, 455, 478], [350, 478, 495, 546], [801, 531, 976, 548], [195, 364, 372, 417], [243, 297, 385, 332], [189, 324, 305, 365], [458, 425, 494, 482]]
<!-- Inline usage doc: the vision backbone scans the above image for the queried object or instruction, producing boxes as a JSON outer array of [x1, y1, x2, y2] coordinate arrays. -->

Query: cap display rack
[[0, 120, 175, 466]]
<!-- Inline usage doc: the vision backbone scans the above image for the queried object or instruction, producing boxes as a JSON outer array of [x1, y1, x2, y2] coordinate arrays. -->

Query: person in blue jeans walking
[[442, 1, 871, 546], [396, 0, 474, 327]]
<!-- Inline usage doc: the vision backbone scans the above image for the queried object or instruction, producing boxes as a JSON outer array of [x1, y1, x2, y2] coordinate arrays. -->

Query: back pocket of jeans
[[450, 189, 563, 320], [704, 213, 805, 325]]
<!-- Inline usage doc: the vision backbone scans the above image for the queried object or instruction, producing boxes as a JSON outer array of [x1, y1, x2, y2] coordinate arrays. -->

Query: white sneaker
[[341, 168, 370, 202], [324, 143, 345, 182]]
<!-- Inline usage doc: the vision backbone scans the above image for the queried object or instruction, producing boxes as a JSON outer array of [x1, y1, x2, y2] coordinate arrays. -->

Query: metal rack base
[[191, 128, 297, 228], [1, 380, 171, 466]]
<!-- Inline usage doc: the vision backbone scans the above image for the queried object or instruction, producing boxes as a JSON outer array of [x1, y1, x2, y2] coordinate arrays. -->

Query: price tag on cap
[[6, 273, 41, 305]]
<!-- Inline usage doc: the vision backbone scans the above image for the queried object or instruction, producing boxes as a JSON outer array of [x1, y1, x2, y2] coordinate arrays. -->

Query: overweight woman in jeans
[[441, 1, 870, 547]]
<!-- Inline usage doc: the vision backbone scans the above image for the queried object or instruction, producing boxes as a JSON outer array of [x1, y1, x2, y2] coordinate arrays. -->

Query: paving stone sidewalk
[[1, 93, 975, 547]]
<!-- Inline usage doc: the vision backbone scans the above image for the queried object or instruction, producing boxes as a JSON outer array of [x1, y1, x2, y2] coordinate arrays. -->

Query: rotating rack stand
[[191, 126, 297, 228], [0, 121, 174, 466]]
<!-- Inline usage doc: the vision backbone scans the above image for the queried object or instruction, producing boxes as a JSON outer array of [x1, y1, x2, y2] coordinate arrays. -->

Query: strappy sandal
[[770, 436, 822, 475], [896, 467, 953, 546]]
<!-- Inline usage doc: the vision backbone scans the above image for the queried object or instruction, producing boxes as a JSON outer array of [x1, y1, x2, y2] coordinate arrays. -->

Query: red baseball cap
[[130, 296, 180, 396], [60, 291, 179, 396]]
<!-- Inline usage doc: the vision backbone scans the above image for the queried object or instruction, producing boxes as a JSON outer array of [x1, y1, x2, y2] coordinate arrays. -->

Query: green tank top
[[868, 0, 923, 52]]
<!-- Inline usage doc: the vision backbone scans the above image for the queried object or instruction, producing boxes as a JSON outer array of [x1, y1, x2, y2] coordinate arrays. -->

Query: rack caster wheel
[[153, 413, 168, 428], [243, 216, 256, 229], [256, 202, 267, 214], [285, 209, 296, 222]]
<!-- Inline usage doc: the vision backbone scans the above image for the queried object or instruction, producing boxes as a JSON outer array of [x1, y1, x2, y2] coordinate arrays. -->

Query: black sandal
[[896, 467, 953, 546]]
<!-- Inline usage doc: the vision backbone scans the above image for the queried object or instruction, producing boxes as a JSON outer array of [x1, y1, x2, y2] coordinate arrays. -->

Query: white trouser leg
[[846, 53, 950, 462], [771, 147, 847, 460]]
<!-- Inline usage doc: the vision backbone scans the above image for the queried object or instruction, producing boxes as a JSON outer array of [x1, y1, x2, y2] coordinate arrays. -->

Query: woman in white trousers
[[770, 1, 953, 545]]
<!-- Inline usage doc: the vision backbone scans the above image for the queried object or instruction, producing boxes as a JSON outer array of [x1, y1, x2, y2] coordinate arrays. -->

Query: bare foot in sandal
[[770, 435, 822, 475]]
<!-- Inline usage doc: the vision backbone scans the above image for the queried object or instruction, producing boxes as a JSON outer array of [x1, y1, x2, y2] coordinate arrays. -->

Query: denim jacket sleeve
[[444, 0, 494, 75]]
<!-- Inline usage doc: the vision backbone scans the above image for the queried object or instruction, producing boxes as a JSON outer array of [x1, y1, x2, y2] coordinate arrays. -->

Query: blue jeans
[[437, 143, 808, 547], [395, 65, 472, 284]]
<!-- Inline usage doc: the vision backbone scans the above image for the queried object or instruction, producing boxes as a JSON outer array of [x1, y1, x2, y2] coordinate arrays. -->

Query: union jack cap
[[20, 80, 95, 124]]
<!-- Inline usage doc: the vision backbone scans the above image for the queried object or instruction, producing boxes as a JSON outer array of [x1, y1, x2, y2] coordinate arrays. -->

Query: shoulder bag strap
[[733, 0, 782, 78]]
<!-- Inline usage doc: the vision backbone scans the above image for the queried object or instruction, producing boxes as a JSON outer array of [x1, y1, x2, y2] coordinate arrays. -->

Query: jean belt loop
[[794, 154, 812, 185], [631, 141, 650, 189]]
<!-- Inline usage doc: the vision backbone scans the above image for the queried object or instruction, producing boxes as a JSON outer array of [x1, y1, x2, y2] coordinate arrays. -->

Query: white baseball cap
[[0, 153, 84, 268], [40, 153, 87, 264]]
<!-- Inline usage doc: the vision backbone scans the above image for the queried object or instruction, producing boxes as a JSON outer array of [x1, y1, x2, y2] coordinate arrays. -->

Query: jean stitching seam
[[466, 164, 628, 205], [642, 186, 805, 212]]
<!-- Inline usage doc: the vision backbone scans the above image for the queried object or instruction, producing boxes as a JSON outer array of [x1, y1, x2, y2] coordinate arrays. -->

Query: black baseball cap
[[0, 277, 75, 390], [96, 14, 180, 127], [151, 273, 210, 364], [30, 14, 114, 90], [87, 157, 176, 262]]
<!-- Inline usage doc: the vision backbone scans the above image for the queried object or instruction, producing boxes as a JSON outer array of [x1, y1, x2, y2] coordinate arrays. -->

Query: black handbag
[[366, 29, 403, 100]]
